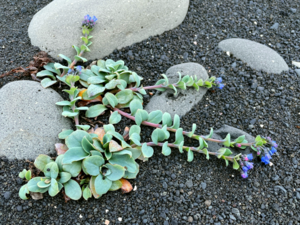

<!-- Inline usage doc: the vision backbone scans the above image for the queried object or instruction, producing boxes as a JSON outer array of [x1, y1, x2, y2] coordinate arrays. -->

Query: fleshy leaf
[[95, 174, 112, 195], [62, 147, 89, 164], [85, 104, 107, 118], [187, 148, 194, 162], [55, 143, 68, 155], [34, 155, 53, 171], [147, 110, 163, 124], [109, 111, 122, 124], [162, 142, 171, 156], [82, 155, 105, 176], [109, 180, 123, 191], [105, 164, 125, 181], [63, 161, 82, 177], [64, 179, 82, 200]]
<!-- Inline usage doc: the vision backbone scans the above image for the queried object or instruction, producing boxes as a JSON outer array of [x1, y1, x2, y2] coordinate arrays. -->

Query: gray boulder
[[145, 63, 208, 117], [207, 125, 255, 156], [0, 81, 72, 160], [28, 0, 189, 60], [218, 38, 289, 74]]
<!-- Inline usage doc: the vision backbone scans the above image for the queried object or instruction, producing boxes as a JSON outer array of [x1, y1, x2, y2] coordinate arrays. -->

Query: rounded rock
[[145, 63, 209, 117], [28, 0, 189, 60], [218, 38, 289, 74], [0, 81, 72, 160]]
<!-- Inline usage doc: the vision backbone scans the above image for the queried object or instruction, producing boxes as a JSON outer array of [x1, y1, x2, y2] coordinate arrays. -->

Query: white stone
[[145, 63, 208, 117], [218, 38, 289, 74], [0, 81, 72, 160], [28, 0, 189, 60]]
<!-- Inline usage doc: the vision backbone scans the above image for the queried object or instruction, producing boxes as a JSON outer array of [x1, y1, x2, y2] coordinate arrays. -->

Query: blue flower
[[76, 66, 82, 72], [246, 154, 253, 161], [216, 77, 222, 83], [242, 166, 249, 172], [67, 68, 73, 74], [92, 16, 98, 22], [84, 14, 92, 21], [261, 156, 270, 165], [265, 153, 272, 160], [241, 172, 248, 179], [82, 15, 97, 29], [218, 83, 225, 89], [271, 140, 278, 148], [245, 162, 254, 170]]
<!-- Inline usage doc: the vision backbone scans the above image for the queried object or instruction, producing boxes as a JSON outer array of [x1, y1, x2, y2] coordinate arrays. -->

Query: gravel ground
[[1, 0, 300, 224]]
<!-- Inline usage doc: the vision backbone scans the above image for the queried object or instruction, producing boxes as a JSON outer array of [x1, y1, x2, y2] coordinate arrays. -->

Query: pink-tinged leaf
[[120, 178, 133, 194], [55, 143, 68, 155]]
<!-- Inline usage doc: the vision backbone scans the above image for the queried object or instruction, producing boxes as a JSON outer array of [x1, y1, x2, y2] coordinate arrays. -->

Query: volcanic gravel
[[1, 0, 300, 224]]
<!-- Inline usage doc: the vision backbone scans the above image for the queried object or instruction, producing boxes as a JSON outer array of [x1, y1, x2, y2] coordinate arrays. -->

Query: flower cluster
[[82, 15, 98, 29], [67, 66, 82, 74], [260, 138, 277, 165], [214, 77, 225, 89], [240, 154, 254, 178]]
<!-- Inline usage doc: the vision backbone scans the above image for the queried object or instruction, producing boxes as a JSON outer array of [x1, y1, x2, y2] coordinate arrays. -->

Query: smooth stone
[[0, 81, 72, 160], [207, 125, 255, 156], [218, 38, 289, 74], [28, 0, 189, 60], [295, 69, 300, 76], [145, 63, 208, 117]]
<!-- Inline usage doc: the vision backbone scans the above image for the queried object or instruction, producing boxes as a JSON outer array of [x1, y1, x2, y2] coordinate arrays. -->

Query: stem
[[131, 142, 236, 161], [114, 108, 254, 147], [60, 34, 88, 77], [128, 84, 170, 92], [70, 82, 79, 126]]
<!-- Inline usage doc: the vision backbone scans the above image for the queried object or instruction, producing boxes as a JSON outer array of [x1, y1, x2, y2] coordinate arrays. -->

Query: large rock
[[0, 81, 72, 160], [218, 38, 289, 74], [208, 125, 255, 156], [28, 0, 189, 60], [145, 63, 208, 117]]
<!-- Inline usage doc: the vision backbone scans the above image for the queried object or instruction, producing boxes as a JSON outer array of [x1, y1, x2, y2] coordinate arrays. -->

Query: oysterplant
[[19, 15, 278, 200]]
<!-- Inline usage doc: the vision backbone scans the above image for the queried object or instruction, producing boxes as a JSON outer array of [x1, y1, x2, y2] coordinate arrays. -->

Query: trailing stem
[[114, 107, 254, 147], [131, 142, 239, 162], [60, 34, 88, 77]]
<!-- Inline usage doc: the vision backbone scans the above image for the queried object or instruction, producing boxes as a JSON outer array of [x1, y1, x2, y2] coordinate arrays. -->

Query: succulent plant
[[18, 14, 278, 201]]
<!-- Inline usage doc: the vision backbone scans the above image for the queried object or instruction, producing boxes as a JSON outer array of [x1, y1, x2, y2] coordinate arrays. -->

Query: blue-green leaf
[[162, 112, 172, 127], [64, 179, 82, 200], [162, 142, 171, 156], [171, 114, 180, 129], [62, 147, 89, 164], [115, 90, 134, 104], [187, 148, 194, 162], [147, 110, 163, 124], [109, 111, 122, 124], [95, 174, 112, 195], [85, 104, 107, 118], [187, 124, 197, 138], [19, 185, 29, 200], [135, 109, 148, 126], [63, 161, 82, 177], [105, 93, 118, 108], [109, 154, 137, 173], [142, 143, 154, 158], [82, 186, 92, 200], [41, 78, 57, 88], [174, 128, 184, 145], [82, 155, 105, 176], [105, 164, 125, 181], [36, 70, 56, 80], [223, 134, 231, 147], [130, 99, 143, 116], [48, 178, 59, 197], [43, 162, 59, 179]]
